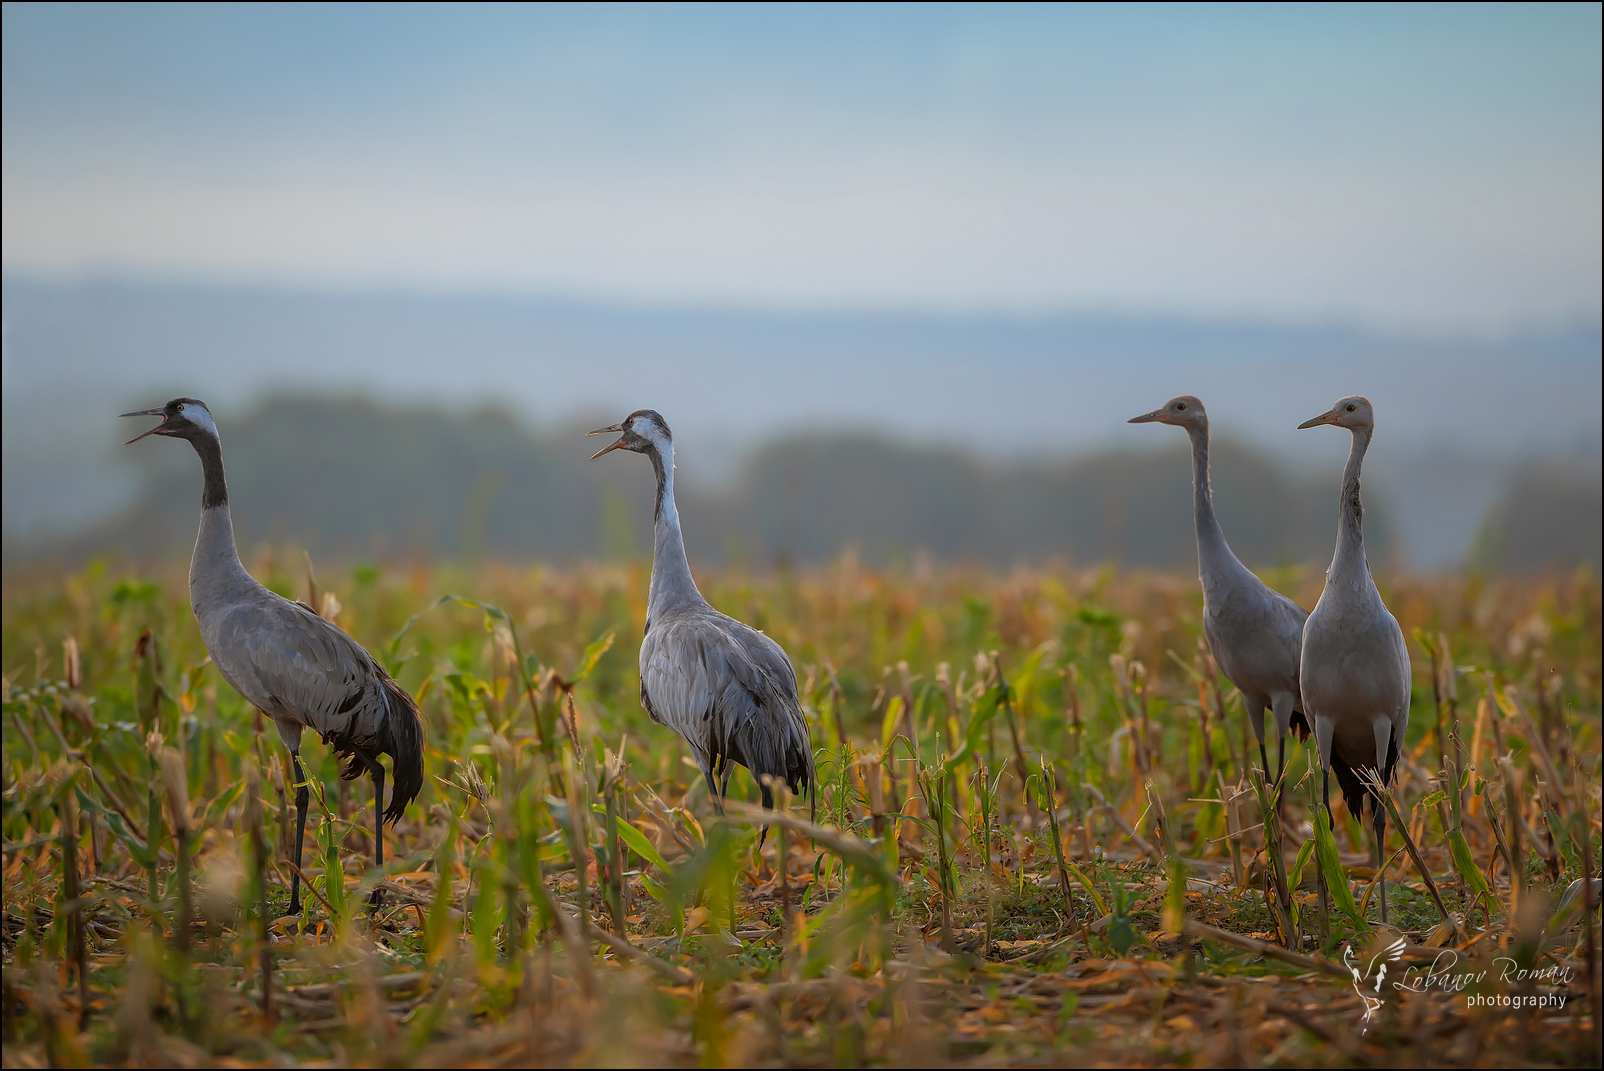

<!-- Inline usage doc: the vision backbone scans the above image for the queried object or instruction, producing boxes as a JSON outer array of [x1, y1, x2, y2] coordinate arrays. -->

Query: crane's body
[[1297, 395, 1411, 922], [590, 410, 813, 813], [123, 398, 423, 913], [1130, 396, 1308, 780]]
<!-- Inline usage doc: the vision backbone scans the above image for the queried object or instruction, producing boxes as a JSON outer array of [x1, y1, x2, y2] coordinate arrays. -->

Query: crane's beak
[[587, 422, 626, 459], [1297, 410, 1337, 430], [120, 407, 168, 444], [1127, 409, 1165, 424]]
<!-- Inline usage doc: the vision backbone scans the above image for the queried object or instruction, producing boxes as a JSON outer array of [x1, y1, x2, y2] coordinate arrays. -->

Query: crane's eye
[[176, 403, 185, 412], [1346, 404, 1356, 412], [1175, 403, 1186, 410]]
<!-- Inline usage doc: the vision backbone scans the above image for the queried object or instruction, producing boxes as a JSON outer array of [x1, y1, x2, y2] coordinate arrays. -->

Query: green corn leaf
[[323, 835, 346, 920], [1314, 808, 1361, 924], [570, 630, 616, 683], [612, 813, 672, 873], [1162, 855, 1188, 933], [425, 818, 458, 964], [199, 780, 247, 828], [962, 686, 1005, 758], [1447, 828, 1491, 896], [1107, 915, 1137, 956], [1065, 863, 1108, 916], [470, 861, 502, 968], [74, 786, 153, 867], [880, 695, 904, 751], [1290, 836, 1317, 892]]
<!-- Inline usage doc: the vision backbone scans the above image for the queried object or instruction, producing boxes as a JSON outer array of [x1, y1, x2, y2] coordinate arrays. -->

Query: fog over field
[[3, 279, 1598, 572]]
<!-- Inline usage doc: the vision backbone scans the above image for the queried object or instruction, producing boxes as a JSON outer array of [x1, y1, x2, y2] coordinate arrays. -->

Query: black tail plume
[[377, 675, 425, 824], [1289, 709, 1312, 741], [1330, 732, 1400, 823]]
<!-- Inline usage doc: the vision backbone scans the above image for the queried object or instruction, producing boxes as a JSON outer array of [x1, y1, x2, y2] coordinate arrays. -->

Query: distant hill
[[10, 394, 1395, 571], [1472, 462, 1602, 575]]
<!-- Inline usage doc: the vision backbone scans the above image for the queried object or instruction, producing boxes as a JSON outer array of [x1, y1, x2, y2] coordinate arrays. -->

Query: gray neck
[[647, 440, 706, 616], [186, 436, 256, 611], [1330, 426, 1373, 578], [1188, 422, 1246, 584]]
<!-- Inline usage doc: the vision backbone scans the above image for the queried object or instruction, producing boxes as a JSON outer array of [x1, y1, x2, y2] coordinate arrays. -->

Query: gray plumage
[[1129, 395, 1309, 780], [122, 398, 423, 914], [590, 410, 814, 815], [1297, 395, 1411, 922]]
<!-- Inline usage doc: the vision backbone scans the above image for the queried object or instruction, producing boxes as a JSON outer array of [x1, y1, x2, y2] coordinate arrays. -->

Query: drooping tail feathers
[[333, 675, 425, 824], [1330, 732, 1400, 822], [1289, 708, 1312, 741], [753, 738, 816, 817], [376, 676, 425, 824], [716, 709, 815, 818]]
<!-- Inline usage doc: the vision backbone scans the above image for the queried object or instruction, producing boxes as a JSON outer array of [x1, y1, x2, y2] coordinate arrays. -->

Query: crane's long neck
[[187, 434, 255, 609], [647, 440, 705, 615], [1187, 422, 1243, 585], [1330, 426, 1373, 579]]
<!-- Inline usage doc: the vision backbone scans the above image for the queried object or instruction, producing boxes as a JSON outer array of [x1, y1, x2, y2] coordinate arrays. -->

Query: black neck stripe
[[193, 434, 229, 510]]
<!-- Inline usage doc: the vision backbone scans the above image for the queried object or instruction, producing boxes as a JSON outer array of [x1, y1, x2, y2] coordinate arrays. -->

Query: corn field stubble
[[2, 553, 1599, 1067]]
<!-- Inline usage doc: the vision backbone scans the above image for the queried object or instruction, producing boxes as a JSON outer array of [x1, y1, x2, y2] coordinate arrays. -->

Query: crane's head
[[1128, 395, 1206, 429], [120, 398, 218, 444], [588, 409, 672, 459], [1299, 395, 1373, 432]]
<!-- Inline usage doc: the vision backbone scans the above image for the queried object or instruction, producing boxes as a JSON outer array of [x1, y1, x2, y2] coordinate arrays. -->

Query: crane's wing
[[1268, 588, 1310, 640], [639, 616, 722, 766], [1387, 611, 1412, 731], [1207, 578, 1307, 701], [640, 609, 813, 802], [212, 592, 393, 753]]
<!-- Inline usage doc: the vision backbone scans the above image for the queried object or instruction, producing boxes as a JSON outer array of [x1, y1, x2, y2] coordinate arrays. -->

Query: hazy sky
[[3, 2, 1600, 333]]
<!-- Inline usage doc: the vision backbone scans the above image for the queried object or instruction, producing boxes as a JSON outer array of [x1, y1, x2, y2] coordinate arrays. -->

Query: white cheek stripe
[[184, 404, 219, 437], [634, 420, 669, 451]]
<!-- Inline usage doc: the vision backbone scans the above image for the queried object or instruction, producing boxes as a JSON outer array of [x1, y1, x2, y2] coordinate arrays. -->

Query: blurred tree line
[[16, 395, 1597, 574]]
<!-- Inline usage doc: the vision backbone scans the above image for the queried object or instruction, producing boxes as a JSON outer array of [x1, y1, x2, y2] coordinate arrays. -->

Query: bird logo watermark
[[1343, 937, 1407, 1033], [1340, 939, 1576, 1030]]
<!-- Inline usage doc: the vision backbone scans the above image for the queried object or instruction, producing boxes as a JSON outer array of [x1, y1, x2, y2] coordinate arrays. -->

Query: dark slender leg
[[703, 767, 725, 815], [1258, 740, 1271, 783], [354, 750, 386, 909], [1322, 767, 1332, 822], [1373, 800, 1388, 925], [1275, 735, 1287, 786], [289, 751, 310, 915]]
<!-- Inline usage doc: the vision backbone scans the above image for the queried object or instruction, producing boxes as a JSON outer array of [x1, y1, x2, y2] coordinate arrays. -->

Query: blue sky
[[4, 2, 1600, 332]]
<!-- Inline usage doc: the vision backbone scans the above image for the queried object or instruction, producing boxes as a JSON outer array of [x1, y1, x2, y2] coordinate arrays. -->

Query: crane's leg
[[354, 749, 386, 909], [1245, 698, 1269, 781], [1270, 693, 1297, 786], [702, 766, 725, 815], [1373, 797, 1388, 925], [1370, 715, 1393, 924], [289, 751, 311, 915]]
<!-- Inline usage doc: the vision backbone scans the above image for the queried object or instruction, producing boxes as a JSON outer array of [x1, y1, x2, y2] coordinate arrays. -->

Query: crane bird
[[588, 410, 814, 821], [1297, 395, 1411, 923], [1129, 396, 1309, 782], [122, 398, 424, 914]]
